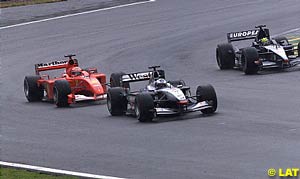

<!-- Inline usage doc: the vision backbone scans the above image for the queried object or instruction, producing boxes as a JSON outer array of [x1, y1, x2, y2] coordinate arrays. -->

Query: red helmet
[[71, 67, 82, 76]]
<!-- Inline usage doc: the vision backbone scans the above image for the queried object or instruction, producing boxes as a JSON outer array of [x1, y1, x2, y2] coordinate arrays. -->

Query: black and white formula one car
[[216, 25, 300, 74], [107, 66, 217, 122]]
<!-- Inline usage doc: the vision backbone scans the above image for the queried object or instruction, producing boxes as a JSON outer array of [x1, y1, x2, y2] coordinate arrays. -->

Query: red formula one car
[[24, 55, 107, 107]]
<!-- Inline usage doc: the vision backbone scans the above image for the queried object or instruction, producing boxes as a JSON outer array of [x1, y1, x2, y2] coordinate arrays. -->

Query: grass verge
[[0, 167, 79, 179], [288, 36, 300, 56], [0, 0, 66, 8]]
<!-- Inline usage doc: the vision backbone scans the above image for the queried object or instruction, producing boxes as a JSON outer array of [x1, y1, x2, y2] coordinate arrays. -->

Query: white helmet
[[155, 79, 167, 89]]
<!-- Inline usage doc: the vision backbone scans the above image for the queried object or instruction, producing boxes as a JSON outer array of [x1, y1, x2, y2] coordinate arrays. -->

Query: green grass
[[287, 36, 300, 56], [0, 0, 66, 8], [0, 167, 79, 179]]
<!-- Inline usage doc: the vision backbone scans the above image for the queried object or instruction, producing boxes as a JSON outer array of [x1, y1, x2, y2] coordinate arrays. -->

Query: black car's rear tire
[[107, 87, 127, 116], [196, 84, 217, 114], [274, 36, 294, 56], [169, 80, 185, 87], [110, 72, 130, 89], [216, 43, 235, 69], [53, 80, 71, 107], [24, 76, 44, 102], [169, 80, 190, 96], [274, 36, 289, 46], [135, 93, 155, 122], [242, 47, 259, 75]]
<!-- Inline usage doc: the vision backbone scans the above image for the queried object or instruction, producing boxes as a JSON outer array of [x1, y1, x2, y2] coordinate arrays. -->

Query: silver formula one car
[[107, 66, 217, 122], [216, 25, 300, 74]]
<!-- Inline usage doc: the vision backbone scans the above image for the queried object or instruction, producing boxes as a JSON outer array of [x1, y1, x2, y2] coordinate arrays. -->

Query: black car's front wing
[[155, 101, 212, 115]]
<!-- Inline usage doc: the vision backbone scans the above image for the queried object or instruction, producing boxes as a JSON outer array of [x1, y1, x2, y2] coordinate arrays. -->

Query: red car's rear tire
[[24, 76, 43, 102]]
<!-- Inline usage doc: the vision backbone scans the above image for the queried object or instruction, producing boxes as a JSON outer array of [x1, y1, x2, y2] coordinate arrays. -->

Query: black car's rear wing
[[227, 29, 259, 42], [122, 71, 153, 83], [121, 70, 165, 83]]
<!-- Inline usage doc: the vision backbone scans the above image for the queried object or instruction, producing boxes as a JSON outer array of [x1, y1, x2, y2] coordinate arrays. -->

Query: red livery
[[24, 55, 107, 107]]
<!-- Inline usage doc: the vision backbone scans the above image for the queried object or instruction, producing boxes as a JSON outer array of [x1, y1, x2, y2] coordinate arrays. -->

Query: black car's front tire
[[196, 84, 217, 114], [135, 93, 155, 122], [242, 47, 259, 75]]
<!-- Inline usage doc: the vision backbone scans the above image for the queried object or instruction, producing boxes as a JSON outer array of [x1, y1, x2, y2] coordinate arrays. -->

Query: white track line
[[0, 161, 127, 179], [275, 27, 300, 36], [0, 0, 156, 30]]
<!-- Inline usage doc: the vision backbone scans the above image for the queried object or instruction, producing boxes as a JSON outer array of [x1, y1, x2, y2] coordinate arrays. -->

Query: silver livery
[[107, 66, 217, 122]]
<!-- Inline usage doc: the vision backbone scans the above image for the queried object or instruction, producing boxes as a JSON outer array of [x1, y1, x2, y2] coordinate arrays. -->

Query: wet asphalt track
[[1, 0, 300, 178]]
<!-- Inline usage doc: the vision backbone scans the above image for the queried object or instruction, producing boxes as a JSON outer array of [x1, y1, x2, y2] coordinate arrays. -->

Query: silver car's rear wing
[[122, 71, 153, 83], [121, 70, 165, 83]]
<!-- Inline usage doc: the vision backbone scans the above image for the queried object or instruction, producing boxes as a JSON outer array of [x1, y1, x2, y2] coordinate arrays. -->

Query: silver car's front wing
[[155, 101, 211, 115], [261, 56, 300, 69]]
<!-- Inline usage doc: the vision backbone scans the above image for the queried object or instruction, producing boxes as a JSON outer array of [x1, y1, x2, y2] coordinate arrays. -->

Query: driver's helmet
[[154, 78, 168, 89], [260, 37, 270, 45], [71, 67, 82, 76]]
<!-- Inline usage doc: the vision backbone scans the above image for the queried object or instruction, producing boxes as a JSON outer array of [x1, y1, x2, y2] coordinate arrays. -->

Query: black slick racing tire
[[274, 36, 289, 46], [168, 80, 186, 87], [24, 76, 44, 102], [216, 43, 235, 69], [169, 80, 190, 96], [274, 36, 294, 56], [242, 47, 259, 75], [110, 72, 130, 88], [53, 80, 71, 107], [196, 84, 217, 114], [107, 87, 127, 116], [135, 93, 154, 122], [82, 67, 98, 74]]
